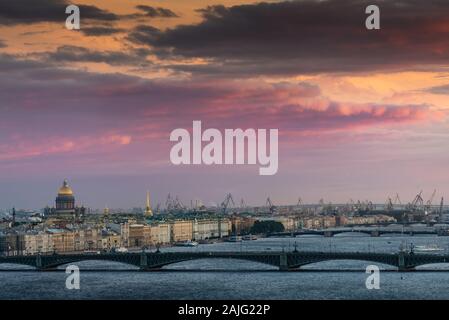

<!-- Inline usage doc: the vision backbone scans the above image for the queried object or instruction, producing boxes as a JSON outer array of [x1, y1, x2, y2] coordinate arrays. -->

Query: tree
[[250, 220, 285, 234]]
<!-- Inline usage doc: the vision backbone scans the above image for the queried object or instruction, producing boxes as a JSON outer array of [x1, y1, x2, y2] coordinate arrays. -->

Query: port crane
[[165, 193, 186, 213], [386, 197, 394, 211], [221, 193, 235, 215], [173, 196, 185, 210], [424, 189, 437, 213], [408, 191, 424, 212], [394, 193, 402, 206], [165, 193, 174, 211], [266, 197, 276, 214], [240, 198, 246, 209]]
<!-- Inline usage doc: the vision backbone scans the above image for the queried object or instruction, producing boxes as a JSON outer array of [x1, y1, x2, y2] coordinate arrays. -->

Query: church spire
[[145, 191, 153, 217]]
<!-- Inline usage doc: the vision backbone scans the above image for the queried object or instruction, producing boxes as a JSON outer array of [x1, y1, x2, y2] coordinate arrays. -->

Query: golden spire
[[145, 191, 153, 217]]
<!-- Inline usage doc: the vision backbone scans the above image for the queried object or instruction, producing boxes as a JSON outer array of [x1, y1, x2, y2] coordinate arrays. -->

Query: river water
[[2, 234, 449, 299]]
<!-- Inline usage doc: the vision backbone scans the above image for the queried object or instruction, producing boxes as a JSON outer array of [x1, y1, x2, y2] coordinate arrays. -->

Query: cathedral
[[44, 179, 86, 223], [55, 179, 76, 214]]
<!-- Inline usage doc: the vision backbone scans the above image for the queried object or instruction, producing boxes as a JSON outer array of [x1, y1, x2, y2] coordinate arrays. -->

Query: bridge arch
[[287, 253, 399, 269], [161, 257, 278, 270], [146, 253, 282, 269], [55, 259, 140, 270], [40, 254, 142, 269], [295, 259, 396, 270], [0, 257, 38, 269], [415, 263, 449, 270], [0, 262, 36, 270], [332, 231, 371, 237]]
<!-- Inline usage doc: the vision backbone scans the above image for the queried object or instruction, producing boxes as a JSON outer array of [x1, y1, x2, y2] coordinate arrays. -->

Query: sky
[[1, 0, 449, 209]]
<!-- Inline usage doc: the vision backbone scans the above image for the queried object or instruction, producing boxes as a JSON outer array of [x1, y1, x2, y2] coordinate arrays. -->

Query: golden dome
[[58, 179, 73, 196]]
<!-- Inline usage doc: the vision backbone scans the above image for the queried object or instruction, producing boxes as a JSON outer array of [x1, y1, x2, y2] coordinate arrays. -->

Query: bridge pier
[[36, 254, 42, 269], [323, 231, 333, 237], [398, 252, 405, 271], [279, 253, 289, 271], [370, 230, 380, 237], [397, 252, 415, 272], [398, 266, 415, 272], [140, 252, 149, 271]]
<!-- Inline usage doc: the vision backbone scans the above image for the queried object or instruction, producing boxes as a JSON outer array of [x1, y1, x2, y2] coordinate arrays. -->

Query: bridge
[[1, 251, 449, 271], [268, 227, 447, 237]]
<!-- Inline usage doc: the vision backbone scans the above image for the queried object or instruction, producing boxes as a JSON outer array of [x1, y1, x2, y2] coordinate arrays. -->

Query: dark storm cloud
[[135, 5, 178, 18], [80, 26, 125, 36], [0, 0, 118, 25], [426, 84, 449, 95], [0, 53, 48, 72], [128, 0, 449, 76], [128, 25, 163, 45], [38, 45, 152, 66]]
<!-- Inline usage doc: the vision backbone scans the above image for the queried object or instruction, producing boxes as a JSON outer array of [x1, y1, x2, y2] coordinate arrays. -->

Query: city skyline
[[0, 178, 444, 212], [1, 0, 449, 208]]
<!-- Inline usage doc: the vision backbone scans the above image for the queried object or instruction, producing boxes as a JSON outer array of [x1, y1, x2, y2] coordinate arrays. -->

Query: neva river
[[2, 234, 449, 299]]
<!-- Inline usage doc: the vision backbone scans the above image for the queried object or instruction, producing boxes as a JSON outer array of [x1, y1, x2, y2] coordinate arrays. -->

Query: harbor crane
[[394, 193, 402, 206], [221, 193, 235, 215], [174, 196, 185, 210], [424, 189, 437, 213], [165, 193, 173, 211], [366, 201, 374, 211], [345, 199, 357, 213], [408, 191, 424, 211], [266, 197, 276, 214], [165, 193, 186, 212], [386, 197, 394, 211]]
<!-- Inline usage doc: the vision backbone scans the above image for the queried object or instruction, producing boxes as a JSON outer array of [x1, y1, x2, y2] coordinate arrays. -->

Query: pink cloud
[[0, 69, 441, 169], [0, 132, 132, 161]]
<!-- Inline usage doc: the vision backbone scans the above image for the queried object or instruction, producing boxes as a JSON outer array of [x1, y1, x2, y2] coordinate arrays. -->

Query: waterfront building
[[341, 214, 395, 226], [24, 233, 52, 254], [148, 223, 171, 246], [192, 219, 231, 240], [170, 220, 193, 242], [128, 224, 146, 247], [230, 216, 256, 235], [1, 226, 120, 255], [100, 230, 121, 251], [0, 233, 24, 255], [73, 228, 102, 251], [47, 228, 75, 253]]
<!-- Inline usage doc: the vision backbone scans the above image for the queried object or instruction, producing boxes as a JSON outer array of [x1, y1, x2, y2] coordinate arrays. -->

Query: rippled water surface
[[2, 235, 449, 299]]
